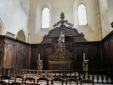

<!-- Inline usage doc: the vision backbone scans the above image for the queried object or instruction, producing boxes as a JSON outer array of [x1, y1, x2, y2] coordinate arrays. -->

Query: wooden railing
[[1, 68, 113, 84]]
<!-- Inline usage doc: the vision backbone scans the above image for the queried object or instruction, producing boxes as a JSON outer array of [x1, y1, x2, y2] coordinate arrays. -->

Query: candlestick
[[83, 52, 85, 61], [38, 53, 40, 60]]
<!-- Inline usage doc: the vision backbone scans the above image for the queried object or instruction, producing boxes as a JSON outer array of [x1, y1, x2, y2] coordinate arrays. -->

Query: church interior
[[0, 0, 113, 85]]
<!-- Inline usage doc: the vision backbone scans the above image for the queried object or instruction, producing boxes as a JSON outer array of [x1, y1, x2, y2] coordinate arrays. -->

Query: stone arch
[[20, 0, 28, 15], [16, 30, 26, 42], [0, 18, 4, 35], [99, 0, 108, 16], [0, 24, 3, 35], [102, 0, 108, 9]]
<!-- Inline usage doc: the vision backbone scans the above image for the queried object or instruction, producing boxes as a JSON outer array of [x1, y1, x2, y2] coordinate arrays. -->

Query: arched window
[[78, 4, 87, 25], [42, 8, 50, 28]]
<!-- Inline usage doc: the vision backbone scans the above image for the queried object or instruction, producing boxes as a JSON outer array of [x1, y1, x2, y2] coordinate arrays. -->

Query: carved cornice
[[54, 12, 73, 28]]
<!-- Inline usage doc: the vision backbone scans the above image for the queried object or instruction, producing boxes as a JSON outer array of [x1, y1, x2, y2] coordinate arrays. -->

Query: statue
[[37, 53, 43, 70], [83, 52, 89, 79], [83, 52, 88, 72], [58, 31, 65, 48]]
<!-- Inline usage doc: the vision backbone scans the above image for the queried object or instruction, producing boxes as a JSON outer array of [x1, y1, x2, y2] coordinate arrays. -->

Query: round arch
[[0, 24, 3, 35], [16, 30, 26, 42], [0, 18, 4, 35]]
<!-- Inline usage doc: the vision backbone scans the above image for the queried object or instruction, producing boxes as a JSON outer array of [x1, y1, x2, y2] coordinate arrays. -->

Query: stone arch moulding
[[16, 30, 26, 42], [0, 18, 4, 35]]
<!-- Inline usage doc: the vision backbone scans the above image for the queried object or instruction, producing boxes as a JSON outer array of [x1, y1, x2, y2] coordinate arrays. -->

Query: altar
[[40, 12, 86, 70], [48, 61, 73, 70]]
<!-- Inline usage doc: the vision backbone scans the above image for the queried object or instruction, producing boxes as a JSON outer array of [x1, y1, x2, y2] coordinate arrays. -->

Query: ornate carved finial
[[60, 12, 65, 20], [111, 22, 113, 28], [53, 12, 73, 27]]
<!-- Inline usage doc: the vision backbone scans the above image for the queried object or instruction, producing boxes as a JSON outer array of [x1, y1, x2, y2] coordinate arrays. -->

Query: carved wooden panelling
[[102, 31, 113, 71], [17, 47, 23, 68], [31, 42, 102, 71], [4, 44, 15, 68], [0, 41, 4, 67], [0, 36, 31, 69], [1, 27, 113, 71]]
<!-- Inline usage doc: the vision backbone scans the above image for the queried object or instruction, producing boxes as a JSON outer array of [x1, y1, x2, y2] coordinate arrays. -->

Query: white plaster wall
[[29, 0, 102, 44], [0, 0, 112, 43], [29, 0, 74, 43], [0, 18, 4, 34], [20, 0, 30, 15], [0, 0, 30, 42], [99, 0, 113, 38], [73, 0, 102, 41]]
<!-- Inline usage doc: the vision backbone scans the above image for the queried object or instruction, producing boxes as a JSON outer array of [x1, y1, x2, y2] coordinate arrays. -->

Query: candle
[[83, 52, 85, 61], [38, 53, 40, 60]]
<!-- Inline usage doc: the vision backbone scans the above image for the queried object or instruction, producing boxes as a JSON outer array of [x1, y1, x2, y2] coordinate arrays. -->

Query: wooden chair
[[27, 84, 39, 85], [51, 78, 63, 85], [37, 77, 49, 85], [80, 79, 94, 85], [25, 77, 35, 85], [11, 82, 22, 85], [0, 80, 7, 85], [66, 78, 78, 85], [1, 75, 11, 84], [14, 75, 23, 83]]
